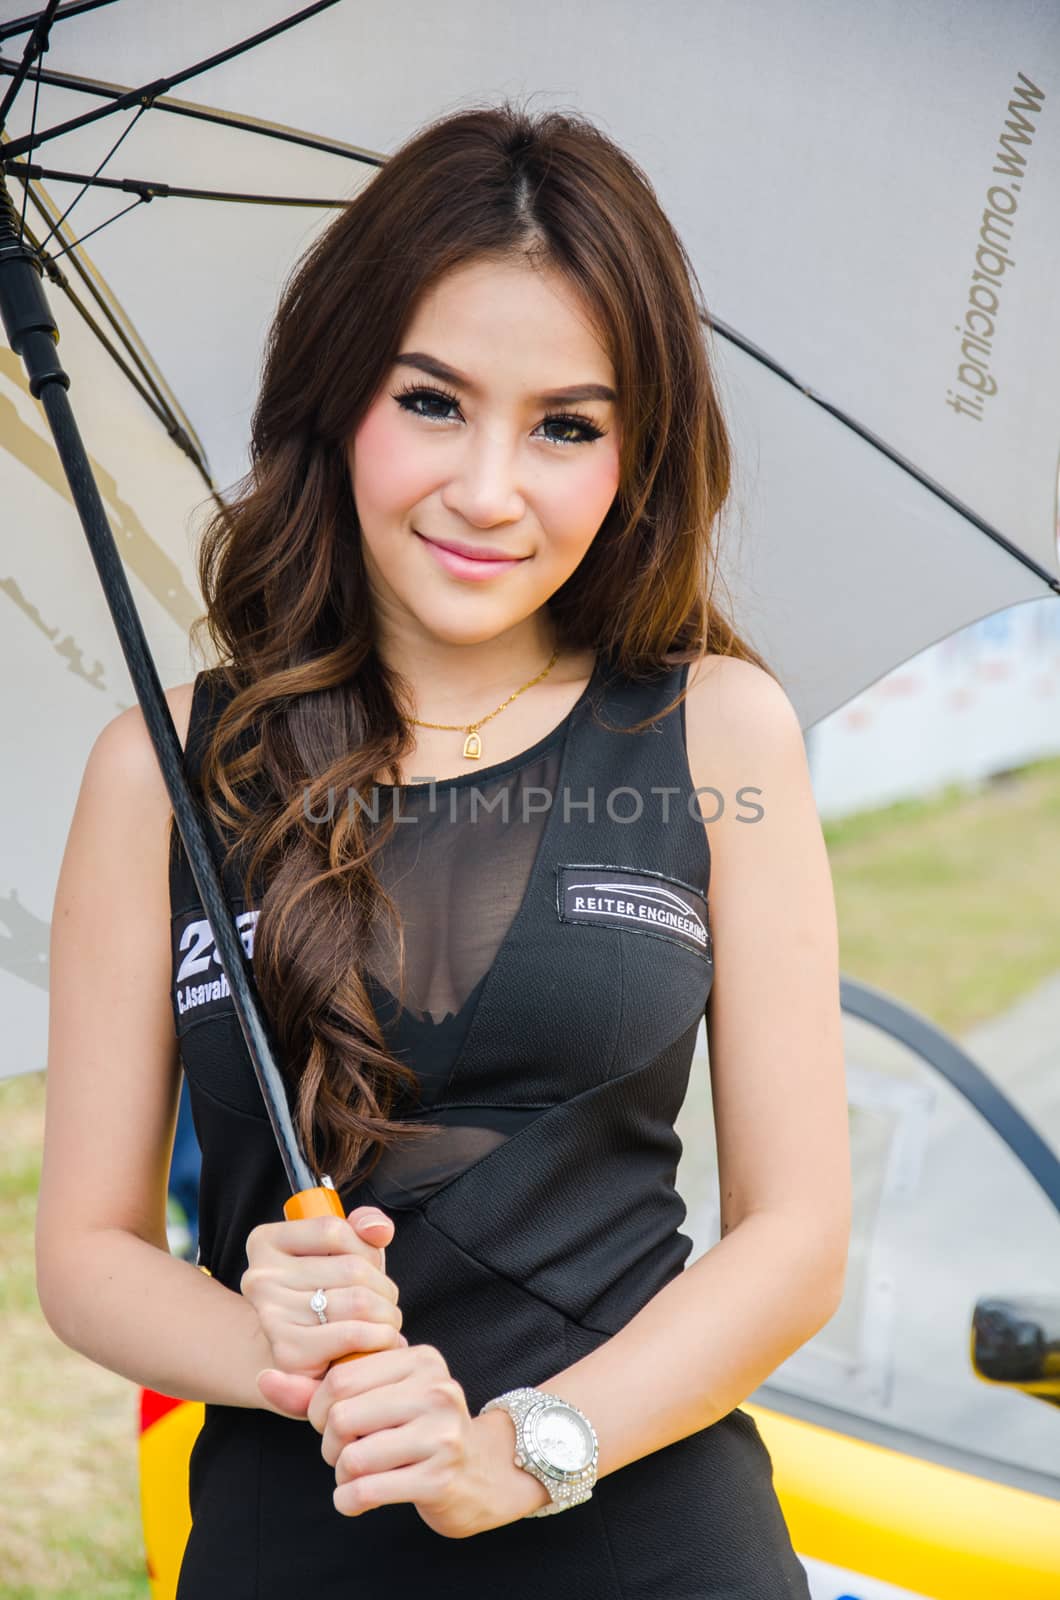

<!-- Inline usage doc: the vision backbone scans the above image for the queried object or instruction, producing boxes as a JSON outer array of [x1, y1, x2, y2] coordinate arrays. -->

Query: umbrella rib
[[37, 101, 147, 251], [134, 93, 384, 168], [0, 0, 347, 161], [16, 190, 214, 484], [42, 188, 146, 259], [0, 59, 383, 168], [36, 246, 215, 486], [708, 312, 1060, 598], [0, 0, 60, 130], [0, 1, 120, 49], [7, 161, 350, 209], [15, 15, 45, 237]]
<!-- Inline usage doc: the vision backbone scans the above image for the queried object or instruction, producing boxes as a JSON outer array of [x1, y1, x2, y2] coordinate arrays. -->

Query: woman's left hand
[[263, 1341, 545, 1536]]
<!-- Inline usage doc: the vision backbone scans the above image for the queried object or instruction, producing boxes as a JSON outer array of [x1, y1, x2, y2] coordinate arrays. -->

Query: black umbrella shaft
[[0, 174, 316, 1196]]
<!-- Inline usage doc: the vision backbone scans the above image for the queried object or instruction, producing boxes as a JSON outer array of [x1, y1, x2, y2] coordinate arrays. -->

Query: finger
[[307, 1344, 415, 1435], [281, 1282, 403, 1331], [257, 1367, 318, 1421], [334, 1461, 432, 1518], [272, 1253, 401, 1304], [349, 1206, 395, 1242], [267, 1316, 406, 1383], [327, 1406, 432, 1476], [349, 1208, 395, 1275], [323, 1384, 425, 1465], [263, 1215, 389, 1261]]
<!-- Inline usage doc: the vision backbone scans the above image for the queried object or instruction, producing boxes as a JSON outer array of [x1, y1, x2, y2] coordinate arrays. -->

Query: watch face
[[529, 1402, 595, 1473]]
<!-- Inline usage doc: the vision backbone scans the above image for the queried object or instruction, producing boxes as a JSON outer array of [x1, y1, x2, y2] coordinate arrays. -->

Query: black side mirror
[[971, 1297, 1060, 1409]]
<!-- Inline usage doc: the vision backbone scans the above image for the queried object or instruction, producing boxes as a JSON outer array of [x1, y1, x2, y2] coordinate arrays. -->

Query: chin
[[421, 609, 524, 647]]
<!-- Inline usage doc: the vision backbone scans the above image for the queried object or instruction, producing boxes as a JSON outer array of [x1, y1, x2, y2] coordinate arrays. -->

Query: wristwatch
[[479, 1387, 599, 1517]]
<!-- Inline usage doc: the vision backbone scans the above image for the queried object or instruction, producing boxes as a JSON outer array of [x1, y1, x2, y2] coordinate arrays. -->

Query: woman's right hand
[[241, 1204, 407, 1387]]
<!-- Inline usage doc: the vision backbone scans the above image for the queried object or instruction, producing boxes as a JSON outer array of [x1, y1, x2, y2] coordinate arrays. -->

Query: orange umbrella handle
[[283, 1185, 378, 1366]]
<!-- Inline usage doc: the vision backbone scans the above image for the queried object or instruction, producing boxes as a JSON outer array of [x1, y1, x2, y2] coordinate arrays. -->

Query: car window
[[677, 1003, 1060, 1489]]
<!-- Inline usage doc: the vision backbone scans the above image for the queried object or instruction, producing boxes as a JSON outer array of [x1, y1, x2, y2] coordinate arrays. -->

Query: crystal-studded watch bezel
[[524, 1398, 597, 1480], [480, 1388, 598, 1516]]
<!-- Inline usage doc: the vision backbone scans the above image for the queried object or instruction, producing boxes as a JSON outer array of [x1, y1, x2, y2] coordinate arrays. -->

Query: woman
[[37, 100, 849, 1596]]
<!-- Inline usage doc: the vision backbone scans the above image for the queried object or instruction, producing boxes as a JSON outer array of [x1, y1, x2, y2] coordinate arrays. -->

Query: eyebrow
[[394, 350, 616, 406]]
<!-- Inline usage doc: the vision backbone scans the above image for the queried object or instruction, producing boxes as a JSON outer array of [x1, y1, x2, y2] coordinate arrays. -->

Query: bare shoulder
[[87, 679, 198, 809], [683, 654, 807, 826], [105, 677, 197, 755], [685, 652, 803, 747], [58, 676, 201, 946], [71, 678, 202, 884]]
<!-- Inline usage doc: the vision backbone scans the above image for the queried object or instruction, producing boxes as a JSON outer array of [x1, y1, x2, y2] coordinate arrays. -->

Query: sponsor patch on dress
[[555, 864, 712, 962], [171, 900, 259, 1032]]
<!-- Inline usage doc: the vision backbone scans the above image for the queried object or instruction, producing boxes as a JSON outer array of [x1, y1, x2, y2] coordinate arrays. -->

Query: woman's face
[[346, 255, 622, 650]]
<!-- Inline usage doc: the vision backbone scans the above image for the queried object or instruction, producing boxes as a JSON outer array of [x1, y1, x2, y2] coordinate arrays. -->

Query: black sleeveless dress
[[169, 652, 812, 1599]]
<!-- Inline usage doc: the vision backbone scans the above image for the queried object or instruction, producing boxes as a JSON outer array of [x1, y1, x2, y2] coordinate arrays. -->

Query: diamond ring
[[310, 1288, 328, 1324]]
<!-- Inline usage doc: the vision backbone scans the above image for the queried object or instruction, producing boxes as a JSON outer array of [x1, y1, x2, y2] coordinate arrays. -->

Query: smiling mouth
[[414, 531, 530, 564]]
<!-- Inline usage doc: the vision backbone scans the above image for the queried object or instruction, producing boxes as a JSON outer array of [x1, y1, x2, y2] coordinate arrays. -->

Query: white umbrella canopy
[[2, 0, 1059, 1080], [1, 277, 214, 1077]]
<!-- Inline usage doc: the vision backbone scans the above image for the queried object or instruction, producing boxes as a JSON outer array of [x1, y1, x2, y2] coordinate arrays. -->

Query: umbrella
[[0, 4, 374, 1268], [3, 0, 1059, 1120]]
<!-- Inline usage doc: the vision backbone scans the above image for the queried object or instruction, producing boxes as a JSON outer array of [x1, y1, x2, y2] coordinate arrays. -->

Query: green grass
[[2, 749, 1059, 1591], [0, 1071, 151, 1599], [1, 1576, 150, 1600], [823, 754, 1060, 1035]]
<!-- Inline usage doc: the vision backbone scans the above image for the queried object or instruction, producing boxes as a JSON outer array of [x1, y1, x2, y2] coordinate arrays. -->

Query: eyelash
[[391, 381, 606, 448]]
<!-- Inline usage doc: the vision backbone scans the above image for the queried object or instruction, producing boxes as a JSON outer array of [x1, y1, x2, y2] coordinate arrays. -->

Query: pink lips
[[416, 531, 528, 582]]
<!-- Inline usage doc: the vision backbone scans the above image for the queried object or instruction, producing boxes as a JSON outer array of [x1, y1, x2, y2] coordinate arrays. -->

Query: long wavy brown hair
[[176, 96, 776, 1191]]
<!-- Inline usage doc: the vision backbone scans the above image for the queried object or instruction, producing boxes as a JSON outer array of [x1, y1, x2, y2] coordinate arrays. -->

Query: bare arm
[[35, 682, 276, 1407], [476, 656, 852, 1519]]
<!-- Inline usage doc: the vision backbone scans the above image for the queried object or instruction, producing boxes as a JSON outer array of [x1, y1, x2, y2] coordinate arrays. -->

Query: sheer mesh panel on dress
[[359, 735, 565, 1207]]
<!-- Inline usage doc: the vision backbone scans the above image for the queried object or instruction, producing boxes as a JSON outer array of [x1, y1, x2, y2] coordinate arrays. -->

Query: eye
[[391, 382, 606, 448]]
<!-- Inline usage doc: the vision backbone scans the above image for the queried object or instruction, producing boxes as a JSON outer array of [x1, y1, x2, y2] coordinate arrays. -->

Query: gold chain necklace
[[409, 645, 561, 761]]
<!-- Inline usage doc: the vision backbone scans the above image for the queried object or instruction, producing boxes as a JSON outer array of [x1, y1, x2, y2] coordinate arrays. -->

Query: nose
[[439, 427, 526, 530]]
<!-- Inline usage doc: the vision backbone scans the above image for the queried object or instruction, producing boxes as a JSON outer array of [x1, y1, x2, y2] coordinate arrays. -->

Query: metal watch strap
[[479, 1386, 599, 1518]]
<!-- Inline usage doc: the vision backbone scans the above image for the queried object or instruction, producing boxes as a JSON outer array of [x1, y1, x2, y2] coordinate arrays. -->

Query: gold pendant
[[462, 728, 482, 760]]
